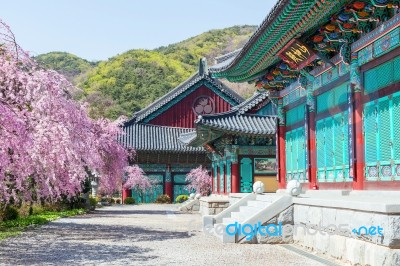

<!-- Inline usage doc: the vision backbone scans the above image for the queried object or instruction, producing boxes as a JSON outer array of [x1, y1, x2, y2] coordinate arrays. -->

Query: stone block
[[294, 205, 308, 224], [208, 208, 215, 215], [203, 215, 215, 229], [215, 208, 224, 214], [293, 224, 305, 243], [328, 234, 346, 260], [263, 216, 277, 225], [387, 215, 400, 248], [302, 226, 317, 249], [307, 206, 322, 225], [277, 206, 293, 225], [345, 238, 366, 266], [314, 231, 330, 254], [321, 207, 336, 227]]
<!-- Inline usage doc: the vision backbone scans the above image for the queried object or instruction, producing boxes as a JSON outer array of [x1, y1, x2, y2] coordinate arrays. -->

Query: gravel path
[[0, 204, 340, 265]]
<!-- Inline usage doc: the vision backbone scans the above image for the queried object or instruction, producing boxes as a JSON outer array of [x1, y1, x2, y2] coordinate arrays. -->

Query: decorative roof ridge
[[214, 49, 242, 64], [195, 113, 277, 136], [196, 109, 276, 123], [202, 74, 244, 102], [209, 0, 288, 73], [129, 123, 195, 130], [232, 90, 270, 114]]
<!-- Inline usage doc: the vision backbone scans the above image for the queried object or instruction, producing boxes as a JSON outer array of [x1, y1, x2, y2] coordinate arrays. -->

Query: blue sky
[[0, 1, 275, 61]]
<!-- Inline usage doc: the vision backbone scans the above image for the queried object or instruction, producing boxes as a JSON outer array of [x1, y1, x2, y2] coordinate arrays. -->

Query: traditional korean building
[[120, 59, 243, 202], [179, 91, 279, 194], [209, 0, 400, 191]]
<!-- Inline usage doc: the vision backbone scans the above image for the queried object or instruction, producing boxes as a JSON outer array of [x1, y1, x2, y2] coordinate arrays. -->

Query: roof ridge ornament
[[199, 58, 208, 76]]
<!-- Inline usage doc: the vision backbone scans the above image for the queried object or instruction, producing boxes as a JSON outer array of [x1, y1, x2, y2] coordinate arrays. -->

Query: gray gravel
[[0, 204, 338, 265]]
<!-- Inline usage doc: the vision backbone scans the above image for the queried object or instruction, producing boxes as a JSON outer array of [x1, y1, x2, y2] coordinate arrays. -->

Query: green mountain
[[35, 52, 97, 84], [37, 25, 257, 119]]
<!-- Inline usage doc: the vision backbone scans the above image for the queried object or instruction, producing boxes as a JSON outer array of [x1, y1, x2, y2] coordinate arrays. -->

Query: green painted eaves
[[210, 0, 350, 82]]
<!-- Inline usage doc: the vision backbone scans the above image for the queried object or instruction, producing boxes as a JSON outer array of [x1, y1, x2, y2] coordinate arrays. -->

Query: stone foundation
[[255, 206, 294, 244], [199, 196, 230, 215], [292, 201, 400, 266]]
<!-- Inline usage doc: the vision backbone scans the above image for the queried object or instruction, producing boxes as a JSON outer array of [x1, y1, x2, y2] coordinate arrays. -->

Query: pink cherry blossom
[[185, 166, 211, 196], [0, 20, 141, 204]]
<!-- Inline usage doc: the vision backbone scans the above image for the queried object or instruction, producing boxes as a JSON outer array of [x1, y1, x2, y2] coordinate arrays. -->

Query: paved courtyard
[[0, 204, 342, 265]]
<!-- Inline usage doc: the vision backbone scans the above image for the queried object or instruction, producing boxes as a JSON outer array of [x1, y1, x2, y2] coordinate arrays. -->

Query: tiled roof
[[214, 49, 242, 64], [178, 91, 276, 146], [196, 113, 276, 136], [178, 131, 198, 145], [232, 90, 270, 115], [126, 59, 244, 124], [120, 124, 205, 153]]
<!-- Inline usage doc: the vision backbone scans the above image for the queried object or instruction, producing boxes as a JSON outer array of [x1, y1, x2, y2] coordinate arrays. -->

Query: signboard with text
[[277, 39, 317, 70]]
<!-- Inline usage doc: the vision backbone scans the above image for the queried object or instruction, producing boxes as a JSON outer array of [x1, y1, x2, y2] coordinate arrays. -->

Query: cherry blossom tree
[[0, 20, 142, 205], [123, 165, 152, 192], [185, 166, 211, 196]]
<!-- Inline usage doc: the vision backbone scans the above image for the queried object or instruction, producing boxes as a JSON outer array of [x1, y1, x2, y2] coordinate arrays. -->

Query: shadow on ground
[[91, 209, 182, 216], [0, 217, 192, 265]]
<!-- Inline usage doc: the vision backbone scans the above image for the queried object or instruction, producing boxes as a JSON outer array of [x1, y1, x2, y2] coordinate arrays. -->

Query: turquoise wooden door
[[364, 91, 400, 181], [132, 174, 164, 203], [315, 112, 350, 182], [240, 157, 253, 193], [285, 127, 306, 181], [173, 174, 190, 202]]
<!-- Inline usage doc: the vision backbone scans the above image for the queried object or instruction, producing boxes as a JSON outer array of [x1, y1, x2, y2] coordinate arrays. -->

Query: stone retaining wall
[[199, 198, 230, 215], [293, 204, 400, 266]]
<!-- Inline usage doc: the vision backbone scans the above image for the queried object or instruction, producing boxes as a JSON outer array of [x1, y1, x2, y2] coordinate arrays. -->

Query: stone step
[[212, 223, 236, 243], [230, 211, 247, 222], [239, 205, 262, 215], [256, 194, 279, 202], [212, 223, 224, 241], [247, 200, 270, 208], [222, 217, 241, 225]]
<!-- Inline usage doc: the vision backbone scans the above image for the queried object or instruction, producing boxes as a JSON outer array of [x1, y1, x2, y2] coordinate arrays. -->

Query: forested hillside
[[37, 25, 257, 119], [35, 52, 97, 84]]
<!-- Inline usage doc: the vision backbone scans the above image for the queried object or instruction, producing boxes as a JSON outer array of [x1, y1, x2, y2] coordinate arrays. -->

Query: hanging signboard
[[277, 39, 318, 70]]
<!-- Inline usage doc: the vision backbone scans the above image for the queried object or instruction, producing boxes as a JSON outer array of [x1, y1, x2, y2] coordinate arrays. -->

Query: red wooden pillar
[[165, 164, 173, 200], [216, 163, 220, 194], [231, 162, 240, 193], [223, 162, 227, 194], [308, 111, 318, 190], [278, 125, 287, 189], [211, 164, 214, 193], [122, 189, 131, 204], [353, 91, 365, 190]]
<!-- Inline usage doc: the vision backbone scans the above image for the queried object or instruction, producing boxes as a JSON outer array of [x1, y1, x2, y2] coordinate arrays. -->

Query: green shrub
[[155, 194, 171, 204], [110, 198, 115, 204], [116, 199, 121, 204], [175, 195, 189, 203], [124, 197, 135, 205], [2, 206, 19, 221], [89, 197, 97, 207]]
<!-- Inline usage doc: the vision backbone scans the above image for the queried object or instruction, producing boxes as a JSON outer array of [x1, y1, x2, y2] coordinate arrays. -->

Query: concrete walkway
[[0, 204, 343, 265]]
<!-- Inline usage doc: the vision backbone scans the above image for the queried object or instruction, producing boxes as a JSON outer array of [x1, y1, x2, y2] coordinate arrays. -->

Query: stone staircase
[[204, 193, 293, 243]]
